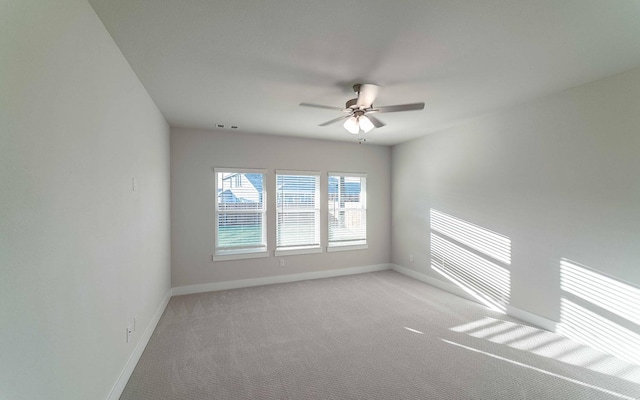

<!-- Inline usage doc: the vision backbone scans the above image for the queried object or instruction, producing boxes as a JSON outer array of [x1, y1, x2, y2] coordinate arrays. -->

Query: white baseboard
[[172, 264, 392, 296], [106, 289, 172, 400], [390, 264, 557, 332], [506, 304, 557, 332]]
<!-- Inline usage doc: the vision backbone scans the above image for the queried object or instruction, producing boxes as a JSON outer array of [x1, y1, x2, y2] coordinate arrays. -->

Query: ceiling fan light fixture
[[343, 116, 359, 134], [359, 116, 374, 133], [301, 83, 424, 134]]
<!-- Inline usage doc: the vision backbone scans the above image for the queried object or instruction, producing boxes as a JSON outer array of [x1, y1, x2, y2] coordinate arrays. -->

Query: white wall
[[392, 66, 640, 323], [0, 1, 170, 399], [171, 128, 390, 287]]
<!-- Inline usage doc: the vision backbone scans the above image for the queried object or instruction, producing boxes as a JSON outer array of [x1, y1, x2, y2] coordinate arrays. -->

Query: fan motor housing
[[345, 98, 358, 109]]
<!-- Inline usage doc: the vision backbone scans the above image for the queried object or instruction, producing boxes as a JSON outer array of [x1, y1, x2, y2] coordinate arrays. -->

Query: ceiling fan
[[300, 84, 425, 134]]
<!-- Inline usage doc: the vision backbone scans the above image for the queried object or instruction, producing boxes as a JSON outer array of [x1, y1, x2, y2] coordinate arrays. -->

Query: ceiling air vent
[[216, 124, 239, 130]]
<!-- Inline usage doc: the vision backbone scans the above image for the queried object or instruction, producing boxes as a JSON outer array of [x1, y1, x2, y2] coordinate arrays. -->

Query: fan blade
[[373, 102, 425, 113], [318, 115, 350, 127], [300, 102, 346, 111], [356, 84, 380, 108], [366, 114, 385, 128]]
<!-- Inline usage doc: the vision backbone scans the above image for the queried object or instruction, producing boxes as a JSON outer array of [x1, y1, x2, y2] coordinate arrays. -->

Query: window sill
[[274, 246, 323, 257], [213, 250, 269, 262], [327, 243, 368, 252]]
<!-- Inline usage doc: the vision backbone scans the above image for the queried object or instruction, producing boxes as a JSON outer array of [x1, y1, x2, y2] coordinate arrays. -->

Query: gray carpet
[[121, 270, 640, 399]]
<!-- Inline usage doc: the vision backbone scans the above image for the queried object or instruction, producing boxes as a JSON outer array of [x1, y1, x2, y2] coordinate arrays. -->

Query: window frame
[[327, 172, 368, 252], [274, 170, 322, 256], [213, 167, 268, 261]]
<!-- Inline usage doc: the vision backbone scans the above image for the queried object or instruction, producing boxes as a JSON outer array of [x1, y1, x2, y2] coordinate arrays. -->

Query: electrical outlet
[[279, 259, 285, 267], [409, 254, 415, 263]]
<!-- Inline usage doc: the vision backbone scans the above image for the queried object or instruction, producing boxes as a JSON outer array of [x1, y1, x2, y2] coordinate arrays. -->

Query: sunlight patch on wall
[[431, 233, 510, 312], [558, 259, 640, 368], [430, 209, 511, 264], [560, 259, 640, 326], [558, 298, 640, 366], [429, 210, 510, 313]]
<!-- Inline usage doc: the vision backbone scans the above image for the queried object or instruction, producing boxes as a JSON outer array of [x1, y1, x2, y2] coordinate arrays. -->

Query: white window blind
[[276, 171, 320, 253], [328, 173, 367, 249], [214, 169, 267, 257]]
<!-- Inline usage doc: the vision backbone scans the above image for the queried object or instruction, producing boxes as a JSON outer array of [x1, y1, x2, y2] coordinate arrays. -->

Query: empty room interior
[[3, 0, 640, 399]]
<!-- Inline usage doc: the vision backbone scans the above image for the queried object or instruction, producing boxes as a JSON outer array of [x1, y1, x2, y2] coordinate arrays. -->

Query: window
[[328, 173, 367, 251], [275, 171, 321, 255], [214, 168, 267, 259]]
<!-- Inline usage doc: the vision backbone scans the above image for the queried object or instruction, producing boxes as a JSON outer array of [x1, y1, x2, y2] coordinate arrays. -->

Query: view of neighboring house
[[218, 173, 263, 205], [328, 176, 361, 203], [216, 173, 265, 246], [276, 175, 318, 206], [218, 173, 361, 205]]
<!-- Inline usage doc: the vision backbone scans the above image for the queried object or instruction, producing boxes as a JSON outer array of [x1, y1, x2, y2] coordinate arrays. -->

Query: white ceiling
[[88, 0, 640, 146]]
